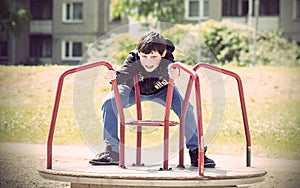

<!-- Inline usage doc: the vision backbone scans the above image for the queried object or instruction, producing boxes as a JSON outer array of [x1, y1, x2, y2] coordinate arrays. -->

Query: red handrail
[[47, 61, 115, 169], [115, 62, 204, 175], [134, 75, 143, 166], [46, 61, 205, 176], [193, 63, 251, 167], [170, 63, 205, 175], [169, 62, 204, 174]]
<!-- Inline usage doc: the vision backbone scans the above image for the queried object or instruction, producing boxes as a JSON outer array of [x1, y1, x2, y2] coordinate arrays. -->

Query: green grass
[[210, 98, 300, 159], [0, 65, 299, 159]]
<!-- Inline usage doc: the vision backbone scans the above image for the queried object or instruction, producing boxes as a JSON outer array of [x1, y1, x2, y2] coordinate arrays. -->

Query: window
[[185, 0, 209, 20], [259, 0, 279, 16], [62, 41, 82, 60], [30, 0, 52, 20], [223, 0, 279, 17], [189, 1, 199, 17], [203, 0, 209, 18], [294, 0, 300, 19], [30, 35, 52, 58], [0, 41, 8, 59], [63, 2, 83, 22], [222, 0, 248, 16]]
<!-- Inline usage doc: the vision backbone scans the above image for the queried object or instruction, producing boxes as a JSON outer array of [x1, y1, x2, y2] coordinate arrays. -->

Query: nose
[[144, 58, 153, 63]]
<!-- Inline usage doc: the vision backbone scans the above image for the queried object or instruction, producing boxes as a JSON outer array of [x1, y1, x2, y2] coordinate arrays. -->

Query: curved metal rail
[[46, 61, 251, 177], [193, 63, 251, 167], [115, 62, 204, 175], [47, 61, 115, 169]]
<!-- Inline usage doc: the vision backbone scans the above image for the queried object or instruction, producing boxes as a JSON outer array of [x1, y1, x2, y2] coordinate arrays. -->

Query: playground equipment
[[116, 62, 202, 172], [192, 63, 252, 168], [39, 61, 266, 187]]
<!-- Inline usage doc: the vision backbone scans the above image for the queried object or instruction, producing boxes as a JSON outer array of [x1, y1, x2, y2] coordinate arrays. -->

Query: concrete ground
[[0, 143, 299, 188]]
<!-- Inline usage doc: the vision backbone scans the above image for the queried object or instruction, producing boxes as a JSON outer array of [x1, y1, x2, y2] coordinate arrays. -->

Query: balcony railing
[[30, 20, 52, 34]]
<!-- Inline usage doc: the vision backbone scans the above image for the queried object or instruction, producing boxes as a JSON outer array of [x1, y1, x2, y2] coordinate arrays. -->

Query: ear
[[161, 50, 167, 57]]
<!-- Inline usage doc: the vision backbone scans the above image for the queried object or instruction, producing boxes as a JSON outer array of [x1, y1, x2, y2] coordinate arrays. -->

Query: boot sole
[[89, 160, 119, 165], [204, 163, 216, 168]]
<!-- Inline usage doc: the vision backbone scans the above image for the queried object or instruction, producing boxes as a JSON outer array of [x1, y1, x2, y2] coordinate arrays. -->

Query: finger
[[168, 63, 175, 70]]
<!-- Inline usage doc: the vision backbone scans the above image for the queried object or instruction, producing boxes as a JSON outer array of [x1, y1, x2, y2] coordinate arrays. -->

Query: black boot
[[189, 146, 216, 168], [89, 145, 119, 165]]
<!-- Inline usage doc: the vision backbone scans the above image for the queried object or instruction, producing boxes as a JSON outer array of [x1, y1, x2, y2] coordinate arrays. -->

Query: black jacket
[[116, 39, 175, 95]]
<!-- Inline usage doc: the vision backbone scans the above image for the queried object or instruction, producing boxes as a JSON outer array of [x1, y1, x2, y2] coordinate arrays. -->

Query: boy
[[89, 31, 215, 168]]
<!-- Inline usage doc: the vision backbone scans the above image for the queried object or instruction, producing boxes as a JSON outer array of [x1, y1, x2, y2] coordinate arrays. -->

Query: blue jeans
[[101, 85, 199, 152]]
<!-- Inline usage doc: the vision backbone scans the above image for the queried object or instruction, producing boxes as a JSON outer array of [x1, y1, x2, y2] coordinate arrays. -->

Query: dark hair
[[137, 31, 166, 55]]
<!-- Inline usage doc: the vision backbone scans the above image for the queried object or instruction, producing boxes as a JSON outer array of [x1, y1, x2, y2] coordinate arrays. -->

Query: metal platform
[[39, 154, 266, 188]]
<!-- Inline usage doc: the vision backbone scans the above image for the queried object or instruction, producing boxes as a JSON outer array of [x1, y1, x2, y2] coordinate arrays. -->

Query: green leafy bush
[[162, 24, 199, 64], [162, 24, 191, 45], [111, 33, 137, 64], [201, 20, 300, 66], [162, 24, 218, 65], [256, 32, 300, 66], [201, 20, 252, 66], [109, 20, 300, 66]]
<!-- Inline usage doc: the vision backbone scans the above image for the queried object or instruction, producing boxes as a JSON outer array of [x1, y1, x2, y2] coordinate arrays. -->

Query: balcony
[[222, 16, 280, 32], [30, 20, 52, 34]]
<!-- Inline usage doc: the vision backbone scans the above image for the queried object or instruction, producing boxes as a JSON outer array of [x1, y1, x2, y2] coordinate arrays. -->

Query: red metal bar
[[194, 76, 205, 176], [134, 75, 142, 166], [178, 78, 194, 168], [126, 120, 178, 126], [171, 62, 203, 175], [47, 61, 114, 169], [168, 62, 199, 171], [163, 78, 174, 170], [116, 62, 199, 171], [47, 61, 203, 173], [193, 63, 251, 167], [111, 79, 126, 168]]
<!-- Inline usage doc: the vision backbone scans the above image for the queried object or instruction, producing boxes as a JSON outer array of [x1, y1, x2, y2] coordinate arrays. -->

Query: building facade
[[1, 0, 299, 65], [0, 0, 128, 65], [185, 0, 300, 43]]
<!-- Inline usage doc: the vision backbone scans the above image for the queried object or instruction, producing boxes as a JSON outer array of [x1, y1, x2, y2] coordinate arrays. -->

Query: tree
[[0, 0, 30, 39], [112, 0, 185, 24]]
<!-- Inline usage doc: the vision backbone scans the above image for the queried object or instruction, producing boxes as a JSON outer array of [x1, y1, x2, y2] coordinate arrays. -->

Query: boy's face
[[138, 50, 166, 72]]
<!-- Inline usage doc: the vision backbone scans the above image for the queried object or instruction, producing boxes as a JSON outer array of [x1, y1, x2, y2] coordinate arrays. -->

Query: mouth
[[144, 65, 154, 70]]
